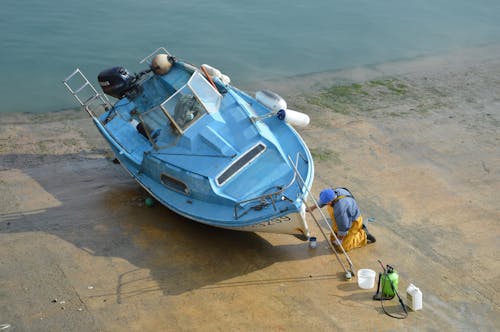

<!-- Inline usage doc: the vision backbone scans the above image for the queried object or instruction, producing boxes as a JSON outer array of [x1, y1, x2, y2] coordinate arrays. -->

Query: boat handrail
[[233, 152, 306, 220]]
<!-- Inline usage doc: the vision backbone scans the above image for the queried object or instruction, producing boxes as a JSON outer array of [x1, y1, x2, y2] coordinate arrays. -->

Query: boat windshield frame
[[160, 71, 222, 135]]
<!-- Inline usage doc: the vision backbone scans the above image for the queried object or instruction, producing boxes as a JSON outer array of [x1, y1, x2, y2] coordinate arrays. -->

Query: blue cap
[[319, 188, 336, 207]]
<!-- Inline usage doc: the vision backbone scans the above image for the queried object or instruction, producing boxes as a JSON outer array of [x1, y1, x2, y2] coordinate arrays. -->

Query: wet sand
[[1, 46, 499, 331]]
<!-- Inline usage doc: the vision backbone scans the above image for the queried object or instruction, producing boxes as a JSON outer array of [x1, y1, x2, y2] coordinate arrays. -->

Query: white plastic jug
[[406, 284, 423, 311]]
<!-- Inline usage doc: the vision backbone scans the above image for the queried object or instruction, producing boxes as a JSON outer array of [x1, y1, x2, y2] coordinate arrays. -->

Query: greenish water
[[1, 0, 500, 113]]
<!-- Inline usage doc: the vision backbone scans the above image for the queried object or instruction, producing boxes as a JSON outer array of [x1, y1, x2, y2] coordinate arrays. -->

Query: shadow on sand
[[1, 154, 334, 302]]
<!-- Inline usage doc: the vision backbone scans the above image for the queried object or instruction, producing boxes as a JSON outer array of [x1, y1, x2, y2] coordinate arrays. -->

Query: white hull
[[222, 203, 310, 237]]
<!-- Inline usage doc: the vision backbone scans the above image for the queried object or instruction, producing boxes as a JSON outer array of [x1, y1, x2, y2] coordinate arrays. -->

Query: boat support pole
[[288, 156, 355, 280]]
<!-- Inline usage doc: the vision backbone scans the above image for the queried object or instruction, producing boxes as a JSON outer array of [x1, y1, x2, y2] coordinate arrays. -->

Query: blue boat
[[63, 47, 314, 237]]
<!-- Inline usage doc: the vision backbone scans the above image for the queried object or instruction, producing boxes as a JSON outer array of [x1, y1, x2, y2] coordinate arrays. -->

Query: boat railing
[[63, 68, 111, 119], [233, 152, 308, 220]]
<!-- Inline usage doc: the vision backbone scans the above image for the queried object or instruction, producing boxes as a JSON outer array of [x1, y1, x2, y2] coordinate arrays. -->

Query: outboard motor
[[97, 66, 135, 99]]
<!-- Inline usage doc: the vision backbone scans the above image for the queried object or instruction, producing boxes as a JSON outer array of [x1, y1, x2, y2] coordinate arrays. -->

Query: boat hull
[[65, 50, 314, 238], [98, 120, 311, 237], [228, 203, 309, 236]]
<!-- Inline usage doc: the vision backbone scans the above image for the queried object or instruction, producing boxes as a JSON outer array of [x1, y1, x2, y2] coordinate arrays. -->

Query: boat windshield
[[160, 71, 222, 134]]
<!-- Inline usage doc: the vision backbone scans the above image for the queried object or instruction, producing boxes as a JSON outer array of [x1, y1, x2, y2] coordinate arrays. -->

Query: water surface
[[1, 0, 499, 112]]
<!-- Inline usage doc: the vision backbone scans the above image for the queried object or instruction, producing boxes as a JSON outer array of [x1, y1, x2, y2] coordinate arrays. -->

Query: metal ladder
[[63, 68, 111, 118]]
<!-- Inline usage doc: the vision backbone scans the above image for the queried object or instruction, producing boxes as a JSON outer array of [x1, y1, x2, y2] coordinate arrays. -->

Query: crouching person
[[307, 187, 376, 252]]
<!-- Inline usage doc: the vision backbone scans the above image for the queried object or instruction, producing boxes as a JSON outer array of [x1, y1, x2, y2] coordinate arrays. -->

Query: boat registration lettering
[[267, 215, 291, 225]]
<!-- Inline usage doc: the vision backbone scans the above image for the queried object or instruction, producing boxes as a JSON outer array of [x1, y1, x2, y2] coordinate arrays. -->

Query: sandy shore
[[1, 46, 499, 331]]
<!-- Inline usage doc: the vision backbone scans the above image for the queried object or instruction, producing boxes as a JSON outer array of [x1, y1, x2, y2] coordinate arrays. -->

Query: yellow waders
[[327, 205, 367, 252]]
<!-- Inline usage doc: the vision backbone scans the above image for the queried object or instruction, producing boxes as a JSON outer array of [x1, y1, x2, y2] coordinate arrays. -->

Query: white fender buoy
[[277, 109, 310, 128], [201, 64, 221, 78], [151, 54, 173, 75], [220, 74, 231, 85], [201, 64, 231, 85], [255, 90, 287, 112]]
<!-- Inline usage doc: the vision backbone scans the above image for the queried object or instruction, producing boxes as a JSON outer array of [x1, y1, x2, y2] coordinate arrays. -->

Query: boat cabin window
[[160, 173, 190, 194], [216, 143, 266, 186], [160, 71, 222, 134], [188, 71, 221, 113]]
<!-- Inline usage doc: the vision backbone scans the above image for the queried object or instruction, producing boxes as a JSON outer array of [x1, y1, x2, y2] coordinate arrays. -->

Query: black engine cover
[[97, 66, 135, 99]]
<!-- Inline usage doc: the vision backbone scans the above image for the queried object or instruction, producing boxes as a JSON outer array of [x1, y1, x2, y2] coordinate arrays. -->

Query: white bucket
[[357, 269, 376, 289]]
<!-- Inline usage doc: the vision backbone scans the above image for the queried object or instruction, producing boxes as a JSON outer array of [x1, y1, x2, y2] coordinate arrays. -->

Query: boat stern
[[234, 199, 310, 238]]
